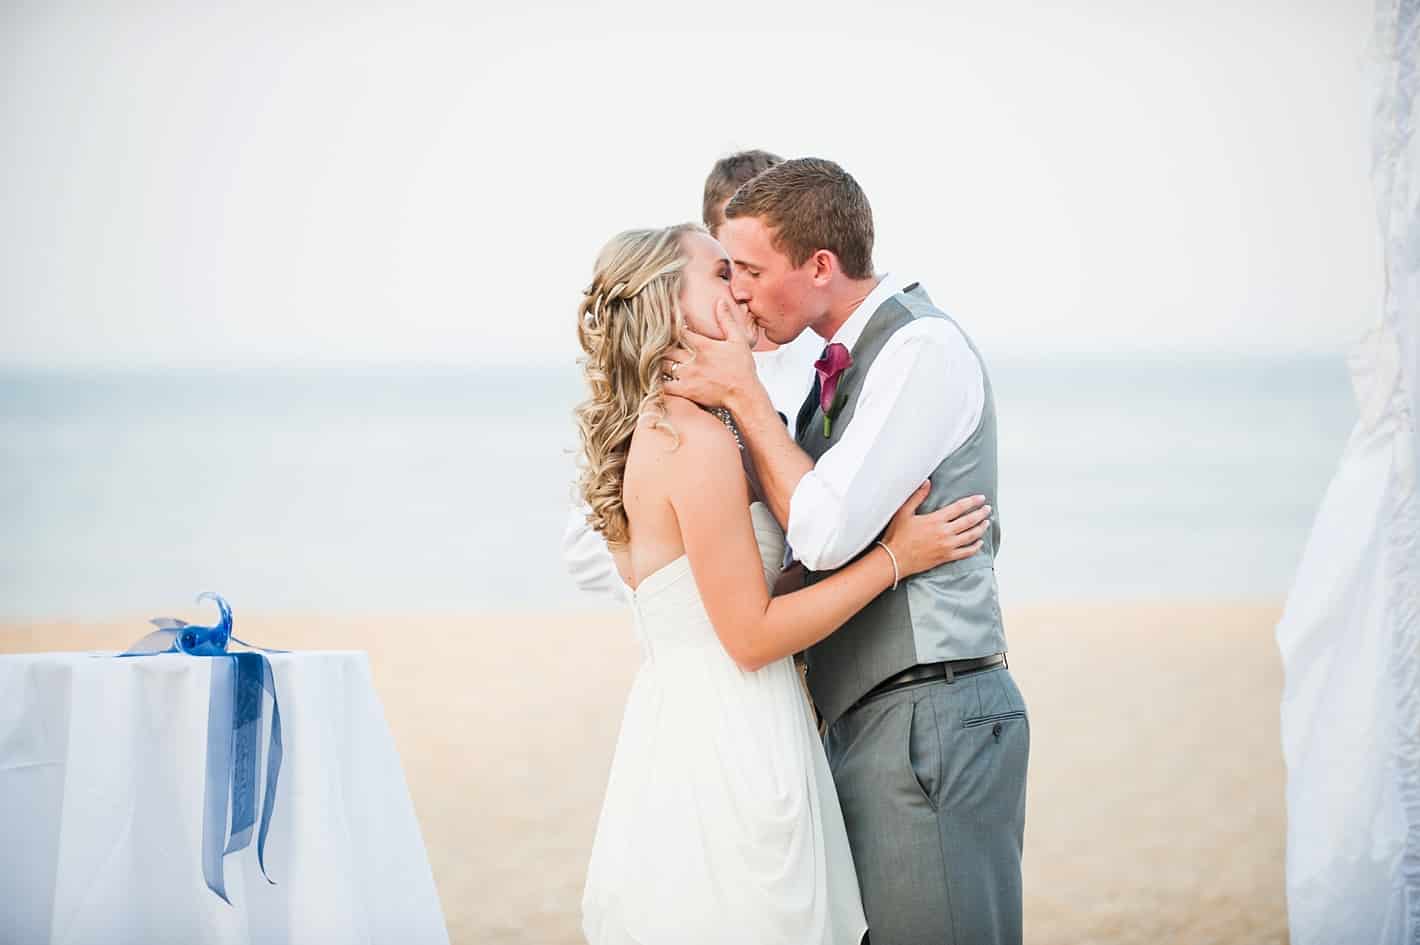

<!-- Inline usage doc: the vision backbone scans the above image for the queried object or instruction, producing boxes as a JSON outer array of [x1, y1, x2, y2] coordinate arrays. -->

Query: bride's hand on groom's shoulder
[[882, 485, 992, 579], [663, 298, 759, 410]]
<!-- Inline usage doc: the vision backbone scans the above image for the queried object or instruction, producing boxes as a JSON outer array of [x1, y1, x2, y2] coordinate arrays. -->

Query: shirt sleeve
[[785, 318, 985, 572], [561, 502, 627, 603]]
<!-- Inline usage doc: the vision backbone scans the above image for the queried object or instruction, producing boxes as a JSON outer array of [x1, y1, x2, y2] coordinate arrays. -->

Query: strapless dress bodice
[[626, 502, 785, 657]]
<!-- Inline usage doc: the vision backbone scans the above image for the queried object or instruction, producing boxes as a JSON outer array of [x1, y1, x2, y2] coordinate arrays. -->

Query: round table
[[0, 650, 449, 944]]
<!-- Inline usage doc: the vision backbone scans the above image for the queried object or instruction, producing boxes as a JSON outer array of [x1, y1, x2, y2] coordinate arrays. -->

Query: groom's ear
[[809, 249, 837, 286]]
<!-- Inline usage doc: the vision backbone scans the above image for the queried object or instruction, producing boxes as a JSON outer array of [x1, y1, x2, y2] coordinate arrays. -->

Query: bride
[[575, 223, 992, 944]]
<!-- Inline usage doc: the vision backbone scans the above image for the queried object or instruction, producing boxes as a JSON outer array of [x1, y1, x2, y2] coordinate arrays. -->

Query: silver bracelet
[[875, 540, 900, 591]]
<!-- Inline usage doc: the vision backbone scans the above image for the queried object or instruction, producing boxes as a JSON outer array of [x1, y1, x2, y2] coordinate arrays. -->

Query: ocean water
[[0, 355, 1355, 619]]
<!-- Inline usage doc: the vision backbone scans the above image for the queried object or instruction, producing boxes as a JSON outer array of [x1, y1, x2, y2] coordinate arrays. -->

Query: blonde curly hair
[[575, 224, 701, 549]]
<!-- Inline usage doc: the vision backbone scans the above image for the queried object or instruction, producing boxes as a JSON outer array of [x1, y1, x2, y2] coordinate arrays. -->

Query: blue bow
[[120, 593, 284, 904]]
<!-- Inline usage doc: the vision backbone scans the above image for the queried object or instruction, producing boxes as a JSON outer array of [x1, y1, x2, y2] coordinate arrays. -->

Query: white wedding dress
[[582, 502, 868, 945]]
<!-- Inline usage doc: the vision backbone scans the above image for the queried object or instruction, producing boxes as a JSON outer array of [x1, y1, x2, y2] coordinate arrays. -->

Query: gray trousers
[[823, 666, 1029, 945]]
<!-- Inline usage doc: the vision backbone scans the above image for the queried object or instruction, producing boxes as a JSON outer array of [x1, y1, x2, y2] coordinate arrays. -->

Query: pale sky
[[1, 0, 1383, 366]]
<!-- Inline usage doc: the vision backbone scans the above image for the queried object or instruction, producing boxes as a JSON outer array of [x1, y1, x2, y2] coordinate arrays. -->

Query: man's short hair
[[723, 157, 875, 280], [701, 150, 783, 232]]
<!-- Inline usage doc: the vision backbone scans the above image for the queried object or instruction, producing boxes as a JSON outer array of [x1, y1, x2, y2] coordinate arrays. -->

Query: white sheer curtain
[[1276, 1, 1419, 942]]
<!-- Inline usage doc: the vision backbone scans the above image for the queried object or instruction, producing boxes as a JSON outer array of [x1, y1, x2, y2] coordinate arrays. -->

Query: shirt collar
[[825, 272, 909, 353]]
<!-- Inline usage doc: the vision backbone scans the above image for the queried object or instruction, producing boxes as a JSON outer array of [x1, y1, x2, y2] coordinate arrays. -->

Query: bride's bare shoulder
[[627, 397, 747, 514], [633, 396, 740, 470]]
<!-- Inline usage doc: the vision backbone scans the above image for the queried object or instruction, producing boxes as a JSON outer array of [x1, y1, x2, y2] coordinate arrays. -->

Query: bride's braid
[[575, 224, 701, 549]]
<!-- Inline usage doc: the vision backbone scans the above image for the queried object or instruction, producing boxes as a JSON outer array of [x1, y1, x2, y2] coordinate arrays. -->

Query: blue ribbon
[[119, 592, 284, 904]]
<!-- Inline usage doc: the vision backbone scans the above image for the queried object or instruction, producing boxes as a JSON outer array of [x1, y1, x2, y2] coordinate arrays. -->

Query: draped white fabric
[[0, 651, 449, 945], [1276, 1, 1420, 941]]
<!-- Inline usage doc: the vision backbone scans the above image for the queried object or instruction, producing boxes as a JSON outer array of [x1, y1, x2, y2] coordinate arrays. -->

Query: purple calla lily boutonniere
[[815, 343, 853, 438]]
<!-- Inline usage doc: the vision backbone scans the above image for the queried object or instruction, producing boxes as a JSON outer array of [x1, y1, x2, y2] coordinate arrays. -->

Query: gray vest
[[798, 284, 1007, 726]]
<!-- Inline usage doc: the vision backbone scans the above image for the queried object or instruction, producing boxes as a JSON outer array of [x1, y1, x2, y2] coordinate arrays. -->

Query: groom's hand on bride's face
[[663, 298, 759, 410]]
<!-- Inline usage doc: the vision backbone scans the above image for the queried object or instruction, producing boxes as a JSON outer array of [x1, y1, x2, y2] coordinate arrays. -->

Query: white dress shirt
[[752, 327, 825, 429], [785, 275, 985, 572], [560, 333, 822, 602], [561, 499, 629, 603]]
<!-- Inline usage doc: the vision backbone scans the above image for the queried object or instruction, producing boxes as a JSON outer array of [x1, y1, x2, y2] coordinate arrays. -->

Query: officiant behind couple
[[565, 155, 1029, 945]]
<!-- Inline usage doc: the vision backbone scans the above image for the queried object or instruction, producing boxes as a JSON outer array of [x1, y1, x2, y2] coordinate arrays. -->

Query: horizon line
[[0, 343, 1356, 373]]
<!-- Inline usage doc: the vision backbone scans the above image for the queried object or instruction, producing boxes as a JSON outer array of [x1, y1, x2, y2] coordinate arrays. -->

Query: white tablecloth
[[0, 651, 449, 945]]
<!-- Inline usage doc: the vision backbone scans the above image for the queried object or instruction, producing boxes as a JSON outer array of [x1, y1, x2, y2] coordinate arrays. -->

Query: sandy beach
[[1, 601, 1288, 944]]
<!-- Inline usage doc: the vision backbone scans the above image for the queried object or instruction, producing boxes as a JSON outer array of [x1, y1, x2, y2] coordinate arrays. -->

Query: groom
[[664, 157, 1029, 945]]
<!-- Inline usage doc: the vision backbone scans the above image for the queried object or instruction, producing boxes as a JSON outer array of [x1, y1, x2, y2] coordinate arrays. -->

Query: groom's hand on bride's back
[[663, 297, 759, 409]]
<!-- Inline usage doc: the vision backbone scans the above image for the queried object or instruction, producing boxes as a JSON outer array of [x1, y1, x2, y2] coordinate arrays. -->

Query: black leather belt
[[852, 654, 1008, 712]]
